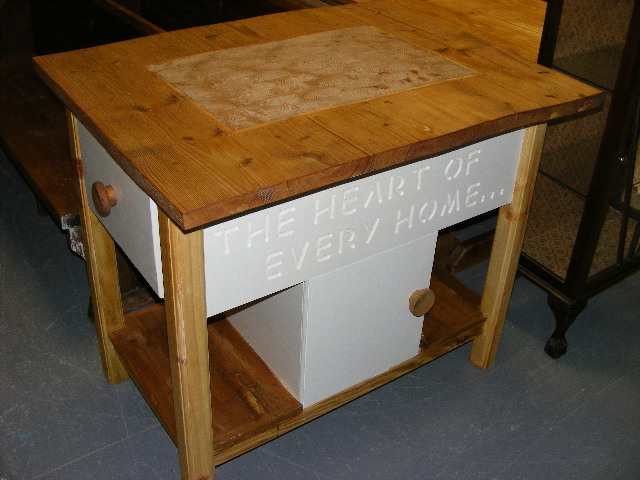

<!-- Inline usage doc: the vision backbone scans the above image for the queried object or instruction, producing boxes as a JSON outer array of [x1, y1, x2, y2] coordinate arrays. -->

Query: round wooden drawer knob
[[92, 181, 117, 217], [409, 288, 436, 317]]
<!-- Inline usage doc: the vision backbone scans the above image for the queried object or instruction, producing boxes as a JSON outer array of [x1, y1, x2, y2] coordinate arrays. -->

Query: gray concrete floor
[[1, 148, 639, 479]]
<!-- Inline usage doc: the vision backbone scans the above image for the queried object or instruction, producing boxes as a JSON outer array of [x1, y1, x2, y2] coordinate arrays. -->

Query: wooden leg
[[470, 124, 547, 369], [158, 212, 215, 480], [69, 112, 129, 383]]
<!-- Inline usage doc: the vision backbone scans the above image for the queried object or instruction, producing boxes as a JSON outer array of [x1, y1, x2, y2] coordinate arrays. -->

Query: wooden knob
[[409, 289, 436, 317], [91, 181, 117, 217]]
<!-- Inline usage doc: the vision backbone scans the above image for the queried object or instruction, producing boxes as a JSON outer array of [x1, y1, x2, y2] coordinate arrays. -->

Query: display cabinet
[[520, 0, 640, 358]]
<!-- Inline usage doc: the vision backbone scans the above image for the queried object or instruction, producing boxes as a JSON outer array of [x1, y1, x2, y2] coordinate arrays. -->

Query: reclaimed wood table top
[[34, 0, 602, 230]]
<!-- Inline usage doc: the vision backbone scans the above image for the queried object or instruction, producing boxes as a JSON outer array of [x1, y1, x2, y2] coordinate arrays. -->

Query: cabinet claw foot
[[544, 295, 587, 359], [544, 334, 568, 359]]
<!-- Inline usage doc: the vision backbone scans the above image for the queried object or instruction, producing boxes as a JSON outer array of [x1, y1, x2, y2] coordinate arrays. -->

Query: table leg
[[158, 212, 215, 480], [69, 111, 129, 384], [470, 124, 547, 369]]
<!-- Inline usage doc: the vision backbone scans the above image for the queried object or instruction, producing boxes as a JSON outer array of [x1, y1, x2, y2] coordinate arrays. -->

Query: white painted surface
[[229, 233, 436, 407], [226, 285, 306, 400], [78, 123, 164, 297], [302, 232, 437, 406], [204, 129, 524, 316], [79, 121, 523, 317], [79, 121, 522, 408]]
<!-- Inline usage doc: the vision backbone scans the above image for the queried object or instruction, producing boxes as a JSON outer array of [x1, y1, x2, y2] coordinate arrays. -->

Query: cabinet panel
[[228, 233, 436, 407], [80, 119, 523, 317]]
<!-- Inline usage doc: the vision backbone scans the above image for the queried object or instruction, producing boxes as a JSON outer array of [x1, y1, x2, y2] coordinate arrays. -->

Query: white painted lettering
[[364, 218, 380, 244], [465, 183, 481, 207], [316, 233, 333, 263], [466, 150, 481, 176], [419, 200, 438, 223], [412, 165, 431, 191], [441, 190, 461, 216], [314, 194, 336, 225], [341, 187, 359, 216], [338, 229, 356, 254], [291, 242, 310, 271], [247, 215, 270, 248], [395, 205, 415, 234], [364, 182, 383, 208], [388, 175, 405, 200], [277, 207, 295, 238], [265, 250, 283, 280], [213, 225, 239, 255], [444, 157, 463, 180]]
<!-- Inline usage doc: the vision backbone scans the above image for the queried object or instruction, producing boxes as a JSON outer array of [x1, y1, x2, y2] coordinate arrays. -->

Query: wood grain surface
[[33, 0, 602, 230], [108, 266, 483, 463], [110, 303, 303, 453], [150, 26, 474, 130], [158, 212, 214, 480], [470, 124, 547, 368], [384, 0, 547, 63], [69, 112, 129, 384]]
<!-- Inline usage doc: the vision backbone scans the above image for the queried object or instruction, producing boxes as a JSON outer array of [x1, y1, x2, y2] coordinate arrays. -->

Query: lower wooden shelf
[[422, 266, 485, 349], [109, 303, 303, 453], [109, 268, 485, 464]]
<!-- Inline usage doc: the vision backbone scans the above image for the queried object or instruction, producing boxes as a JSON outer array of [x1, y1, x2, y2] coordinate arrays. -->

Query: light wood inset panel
[[150, 26, 474, 130]]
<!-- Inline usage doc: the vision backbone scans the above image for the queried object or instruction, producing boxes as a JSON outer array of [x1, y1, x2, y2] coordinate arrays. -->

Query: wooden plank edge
[[176, 102, 604, 231]]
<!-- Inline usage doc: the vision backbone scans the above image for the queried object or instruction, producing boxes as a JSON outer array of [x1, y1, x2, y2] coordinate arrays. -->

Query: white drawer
[[79, 122, 524, 317], [79, 122, 164, 296]]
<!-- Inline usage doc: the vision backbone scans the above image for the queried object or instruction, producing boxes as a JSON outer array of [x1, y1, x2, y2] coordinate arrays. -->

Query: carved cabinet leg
[[544, 295, 588, 359]]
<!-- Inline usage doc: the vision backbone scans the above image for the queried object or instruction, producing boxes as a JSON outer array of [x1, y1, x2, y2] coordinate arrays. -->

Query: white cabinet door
[[229, 233, 436, 407]]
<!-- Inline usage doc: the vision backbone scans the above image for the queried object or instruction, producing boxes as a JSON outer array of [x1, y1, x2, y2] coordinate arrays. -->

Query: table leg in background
[[69, 111, 129, 384]]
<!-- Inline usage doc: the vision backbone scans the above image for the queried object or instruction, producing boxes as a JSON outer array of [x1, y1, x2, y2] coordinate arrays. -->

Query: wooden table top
[[34, 0, 601, 230]]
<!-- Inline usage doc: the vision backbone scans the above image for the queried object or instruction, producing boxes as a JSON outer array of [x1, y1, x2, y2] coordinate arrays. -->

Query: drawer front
[[78, 122, 164, 297], [204, 129, 524, 315]]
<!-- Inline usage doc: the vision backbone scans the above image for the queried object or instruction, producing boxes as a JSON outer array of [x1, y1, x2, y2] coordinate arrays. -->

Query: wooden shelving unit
[[109, 269, 485, 463]]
